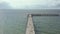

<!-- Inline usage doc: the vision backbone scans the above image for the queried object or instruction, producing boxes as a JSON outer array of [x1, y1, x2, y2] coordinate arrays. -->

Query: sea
[[0, 9, 60, 34]]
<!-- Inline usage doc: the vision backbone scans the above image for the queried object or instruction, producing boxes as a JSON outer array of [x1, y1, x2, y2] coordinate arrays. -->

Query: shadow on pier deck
[[26, 14, 60, 34]]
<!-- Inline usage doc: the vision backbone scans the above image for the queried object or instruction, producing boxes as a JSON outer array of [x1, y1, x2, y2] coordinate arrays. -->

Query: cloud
[[0, 2, 12, 9], [0, 0, 60, 9]]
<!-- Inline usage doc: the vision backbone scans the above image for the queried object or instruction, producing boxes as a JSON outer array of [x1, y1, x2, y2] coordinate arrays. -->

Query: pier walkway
[[26, 14, 35, 34]]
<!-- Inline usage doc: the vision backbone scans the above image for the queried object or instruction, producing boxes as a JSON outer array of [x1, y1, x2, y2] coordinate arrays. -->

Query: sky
[[0, 0, 60, 9]]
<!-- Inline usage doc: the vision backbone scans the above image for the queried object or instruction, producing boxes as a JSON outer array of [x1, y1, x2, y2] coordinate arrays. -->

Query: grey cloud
[[0, 2, 12, 9], [32, 0, 60, 8], [55, 4, 60, 8], [0, 0, 60, 9]]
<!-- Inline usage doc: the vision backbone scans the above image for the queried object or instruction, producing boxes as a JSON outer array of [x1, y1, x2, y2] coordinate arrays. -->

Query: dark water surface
[[0, 9, 60, 34], [33, 16, 60, 34]]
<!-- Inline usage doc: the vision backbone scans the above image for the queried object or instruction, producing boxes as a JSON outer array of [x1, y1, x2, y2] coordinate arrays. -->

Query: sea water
[[0, 9, 60, 34], [33, 16, 60, 34]]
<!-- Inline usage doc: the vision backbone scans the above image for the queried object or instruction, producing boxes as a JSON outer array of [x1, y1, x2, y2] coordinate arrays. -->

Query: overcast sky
[[0, 0, 60, 9]]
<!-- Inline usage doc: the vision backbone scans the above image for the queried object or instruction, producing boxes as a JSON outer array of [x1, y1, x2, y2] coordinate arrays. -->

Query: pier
[[31, 14, 59, 16], [26, 14, 59, 34], [26, 14, 35, 34]]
